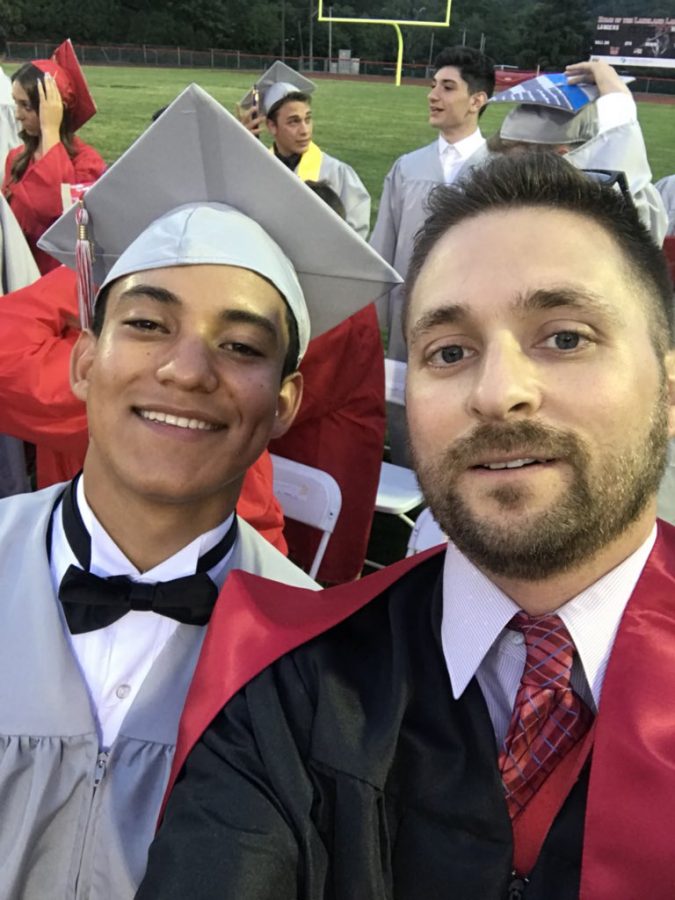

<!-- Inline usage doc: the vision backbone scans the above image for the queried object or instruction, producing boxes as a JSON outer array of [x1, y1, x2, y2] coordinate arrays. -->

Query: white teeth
[[483, 458, 538, 470], [139, 410, 218, 431]]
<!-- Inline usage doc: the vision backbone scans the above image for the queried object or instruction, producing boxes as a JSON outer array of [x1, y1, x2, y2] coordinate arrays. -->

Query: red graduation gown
[[270, 304, 385, 583], [0, 266, 288, 552], [2, 138, 106, 274], [162, 521, 675, 899]]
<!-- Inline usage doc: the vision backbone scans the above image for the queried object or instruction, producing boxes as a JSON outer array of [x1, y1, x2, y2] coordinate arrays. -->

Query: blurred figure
[[0, 39, 20, 170], [656, 174, 675, 236], [2, 39, 106, 274]]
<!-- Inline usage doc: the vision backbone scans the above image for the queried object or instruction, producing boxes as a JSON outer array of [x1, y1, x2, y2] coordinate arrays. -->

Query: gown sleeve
[[3, 140, 106, 245], [0, 266, 88, 448], [137, 662, 319, 899]]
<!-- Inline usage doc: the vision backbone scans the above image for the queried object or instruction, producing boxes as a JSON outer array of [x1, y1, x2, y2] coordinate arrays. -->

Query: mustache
[[440, 420, 587, 471]]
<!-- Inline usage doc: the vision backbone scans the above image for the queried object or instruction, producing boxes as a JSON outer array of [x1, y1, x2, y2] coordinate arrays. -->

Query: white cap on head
[[39, 84, 400, 361], [103, 203, 310, 351], [239, 60, 316, 116]]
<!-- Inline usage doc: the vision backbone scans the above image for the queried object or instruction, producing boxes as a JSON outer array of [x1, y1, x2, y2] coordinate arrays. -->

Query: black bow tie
[[51, 476, 238, 634]]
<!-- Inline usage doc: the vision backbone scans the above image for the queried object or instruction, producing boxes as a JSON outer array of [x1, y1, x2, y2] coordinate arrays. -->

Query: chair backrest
[[384, 358, 406, 407], [406, 507, 448, 556], [270, 454, 343, 579]]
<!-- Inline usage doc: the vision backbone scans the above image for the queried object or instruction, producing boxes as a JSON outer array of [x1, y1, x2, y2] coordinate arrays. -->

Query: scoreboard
[[592, 16, 675, 68]]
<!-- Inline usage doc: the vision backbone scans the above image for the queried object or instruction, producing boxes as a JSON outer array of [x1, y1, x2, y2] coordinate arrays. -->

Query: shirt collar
[[437, 128, 485, 162], [76, 477, 235, 585], [441, 525, 657, 702]]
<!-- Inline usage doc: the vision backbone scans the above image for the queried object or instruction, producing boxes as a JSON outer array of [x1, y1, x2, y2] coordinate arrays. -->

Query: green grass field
[[70, 64, 675, 227]]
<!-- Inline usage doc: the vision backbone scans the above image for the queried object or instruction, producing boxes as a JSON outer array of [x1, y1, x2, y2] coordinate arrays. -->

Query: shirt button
[[511, 632, 525, 645], [116, 684, 132, 700]]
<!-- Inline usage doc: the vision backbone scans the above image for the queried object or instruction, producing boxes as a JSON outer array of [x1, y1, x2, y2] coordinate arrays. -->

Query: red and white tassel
[[75, 199, 95, 330]]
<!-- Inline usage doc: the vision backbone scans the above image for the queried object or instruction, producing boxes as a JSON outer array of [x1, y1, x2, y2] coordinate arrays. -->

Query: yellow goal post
[[317, 0, 452, 86]]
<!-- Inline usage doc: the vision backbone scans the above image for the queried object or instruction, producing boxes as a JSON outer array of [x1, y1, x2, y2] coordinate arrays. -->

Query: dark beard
[[411, 402, 669, 581]]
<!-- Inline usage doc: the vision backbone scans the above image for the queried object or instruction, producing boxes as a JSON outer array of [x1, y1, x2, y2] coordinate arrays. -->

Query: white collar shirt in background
[[437, 128, 486, 183], [441, 526, 656, 747], [49, 478, 236, 748]]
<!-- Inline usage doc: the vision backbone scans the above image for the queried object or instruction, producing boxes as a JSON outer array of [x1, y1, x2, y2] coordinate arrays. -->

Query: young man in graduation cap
[[238, 60, 371, 238], [370, 45, 495, 462], [0, 85, 398, 899], [492, 59, 668, 244], [139, 152, 675, 900]]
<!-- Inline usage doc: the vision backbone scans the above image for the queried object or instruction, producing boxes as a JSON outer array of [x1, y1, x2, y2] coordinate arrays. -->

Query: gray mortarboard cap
[[38, 83, 400, 359], [500, 103, 598, 146], [239, 60, 315, 115], [494, 70, 633, 146]]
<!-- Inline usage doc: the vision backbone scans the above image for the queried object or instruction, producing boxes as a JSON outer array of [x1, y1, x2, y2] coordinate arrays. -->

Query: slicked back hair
[[405, 152, 674, 352], [433, 46, 495, 117], [266, 91, 311, 124]]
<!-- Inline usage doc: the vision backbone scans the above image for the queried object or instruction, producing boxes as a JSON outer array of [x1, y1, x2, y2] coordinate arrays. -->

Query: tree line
[[2, 0, 675, 69]]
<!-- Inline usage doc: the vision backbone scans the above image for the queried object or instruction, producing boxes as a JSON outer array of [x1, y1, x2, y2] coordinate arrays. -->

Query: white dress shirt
[[441, 527, 657, 747], [437, 129, 486, 184], [50, 479, 236, 748]]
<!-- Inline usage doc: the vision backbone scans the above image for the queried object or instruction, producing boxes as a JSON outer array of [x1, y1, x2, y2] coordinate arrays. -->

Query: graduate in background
[[2, 39, 106, 274], [238, 60, 371, 238], [370, 46, 495, 464], [0, 85, 398, 899]]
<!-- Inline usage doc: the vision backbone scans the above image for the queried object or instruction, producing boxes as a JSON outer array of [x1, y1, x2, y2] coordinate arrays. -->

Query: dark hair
[[405, 152, 674, 351], [266, 91, 311, 123], [92, 278, 301, 380], [7, 63, 78, 185], [305, 180, 346, 220], [433, 45, 495, 117]]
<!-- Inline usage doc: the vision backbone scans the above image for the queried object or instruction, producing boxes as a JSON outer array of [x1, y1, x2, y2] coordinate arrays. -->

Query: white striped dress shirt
[[440, 527, 657, 747]]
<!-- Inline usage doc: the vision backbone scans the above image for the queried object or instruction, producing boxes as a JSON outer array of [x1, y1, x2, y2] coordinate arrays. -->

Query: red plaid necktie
[[498, 612, 593, 819]]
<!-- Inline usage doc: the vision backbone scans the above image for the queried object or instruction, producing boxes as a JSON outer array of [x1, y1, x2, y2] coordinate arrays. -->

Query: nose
[[155, 335, 219, 393], [468, 334, 542, 421], [428, 85, 438, 102]]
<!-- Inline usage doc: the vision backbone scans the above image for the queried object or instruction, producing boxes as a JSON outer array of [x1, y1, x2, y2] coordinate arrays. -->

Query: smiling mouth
[[136, 409, 223, 432], [473, 457, 554, 471]]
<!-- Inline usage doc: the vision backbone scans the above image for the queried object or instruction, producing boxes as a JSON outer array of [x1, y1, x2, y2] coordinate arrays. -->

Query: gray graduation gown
[[0, 484, 318, 900], [314, 150, 371, 239], [370, 140, 488, 364]]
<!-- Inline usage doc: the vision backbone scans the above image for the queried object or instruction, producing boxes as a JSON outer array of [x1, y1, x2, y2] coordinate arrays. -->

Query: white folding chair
[[270, 453, 342, 580], [379, 359, 423, 526], [406, 507, 448, 556]]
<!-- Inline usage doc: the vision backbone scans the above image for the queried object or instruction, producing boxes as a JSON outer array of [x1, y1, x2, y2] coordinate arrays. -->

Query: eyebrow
[[408, 286, 624, 345], [116, 284, 281, 341]]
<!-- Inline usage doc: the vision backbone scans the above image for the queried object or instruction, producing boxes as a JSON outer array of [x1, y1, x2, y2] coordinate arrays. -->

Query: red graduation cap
[[33, 39, 97, 131]]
